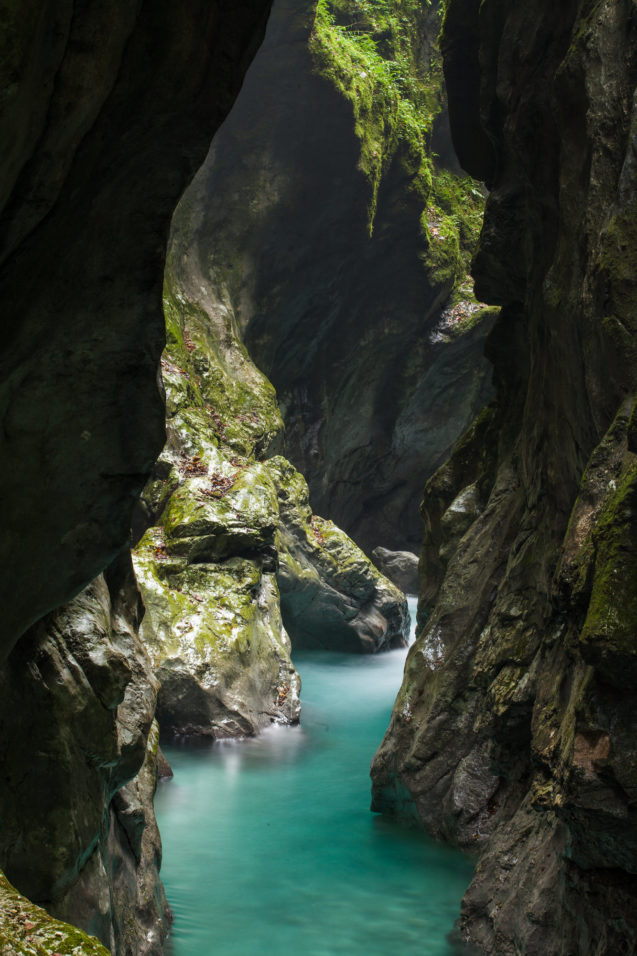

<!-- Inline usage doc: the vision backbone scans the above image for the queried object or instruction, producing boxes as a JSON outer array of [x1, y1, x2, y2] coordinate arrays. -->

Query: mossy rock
[[266, 456, 409, 651], [134, 543, 300, 737], [0, 870, 109, 955], [579, 459, 637, 687], [163, 272, 284, 459], [159, 459, 279, 562]]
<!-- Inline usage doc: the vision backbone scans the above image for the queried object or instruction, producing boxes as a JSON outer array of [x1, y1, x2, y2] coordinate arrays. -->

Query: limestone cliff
[[156, 0, 495, 554], [0, 0, 273, 655], [0, 555, 169, 953], [0, 2, 274, 952], [371, 1, 637, 952], [130, 218, 409, 737]]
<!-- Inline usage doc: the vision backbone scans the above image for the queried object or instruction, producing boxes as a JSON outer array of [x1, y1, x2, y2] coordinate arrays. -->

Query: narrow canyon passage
[[3, 0, 636, 952], [156, 600, 474, 955]]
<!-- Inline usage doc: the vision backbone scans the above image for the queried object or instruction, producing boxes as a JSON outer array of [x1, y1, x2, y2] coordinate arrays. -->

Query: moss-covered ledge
[[0, 872, 109, 955]]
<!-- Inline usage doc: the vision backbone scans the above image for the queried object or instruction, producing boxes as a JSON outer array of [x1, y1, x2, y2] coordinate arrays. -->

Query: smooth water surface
[[155, 599, 474, 955]]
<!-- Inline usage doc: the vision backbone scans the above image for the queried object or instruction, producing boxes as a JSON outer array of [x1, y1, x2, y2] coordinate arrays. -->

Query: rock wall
[[0, 2, 410, 944], [371, 1, 637, 952], [158, 0, 495, 554], [0, 555, 169, 953], [131, 217, 409, 739], [0, 1, 274, 951], [0, 0, 274, 656]]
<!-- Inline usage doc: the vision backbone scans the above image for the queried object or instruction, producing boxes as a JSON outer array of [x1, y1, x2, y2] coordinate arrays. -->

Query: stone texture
[[131, 256, 297, 739], [158, 0, 495, 555], [135, 545, 302, 738], [0, 0, 274, 656], [371, 1, 637, 952], [267, 456, 409, 652], [0, 2, 275, 945], [371, 547, 419, 595], [0, 554, 170, 953], [132, 220, 409, 736], [0, 870, 109, 956]]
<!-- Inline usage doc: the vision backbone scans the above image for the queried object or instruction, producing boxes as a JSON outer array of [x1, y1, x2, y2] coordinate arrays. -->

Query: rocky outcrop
[[132, 223, 409, 735], [371, 1, 637, 953], [371, 547, 419, 595], [134, 488, 301, 738], [0, 554, 170, 953], [0, 3, 275, 947], [268, 457, 409, 651], [0, 0, 274, 657], [0, 871, 109, 956], [131, 268, 300, 738], [157, 0, 495, 555]]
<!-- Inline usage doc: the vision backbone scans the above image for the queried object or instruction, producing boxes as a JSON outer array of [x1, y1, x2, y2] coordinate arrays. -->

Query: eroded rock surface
[[372, 1, 637, 952], [268, 457, 409, 652], [132, 240, 408, 737], [0, 870, 109, 956], [156, 0, 495, 554], [371, 547, 419, 596], [0, 2, 275, 946], [0, 0, 274, 656], [0, 555, 169, 953]]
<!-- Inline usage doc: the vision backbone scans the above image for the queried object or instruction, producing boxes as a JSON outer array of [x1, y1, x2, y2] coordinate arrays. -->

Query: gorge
[[1, 0, 636, 954], [154, 600, 474, 956]]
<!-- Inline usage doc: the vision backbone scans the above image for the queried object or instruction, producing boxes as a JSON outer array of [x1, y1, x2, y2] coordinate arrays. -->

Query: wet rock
[[132, 264, 300, 738], [372, 1, 637, 951], [268, 457, 409, 652], [371, 547, 419, 595], [0, 870, 108, 956], [133, 190, 410, 736], [0, 5, 277, 939], [134, 547, 301, 738], [0, 554, 170, 953], [0, 0, 274, 655], [160, 0, 495, 555], [157, 748, 174, 780]]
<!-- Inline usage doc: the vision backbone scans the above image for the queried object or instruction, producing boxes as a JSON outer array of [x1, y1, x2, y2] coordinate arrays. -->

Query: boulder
[[267, 457, 409, 652], [371, 547, 419, 595]]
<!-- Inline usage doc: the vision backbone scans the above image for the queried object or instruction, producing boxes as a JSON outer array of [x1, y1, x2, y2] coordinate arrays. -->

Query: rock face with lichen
[[131, 264, 301, 738], [0, 0, 275, 657], [0, 1, 275, 951], [267, 456, 409, 651], [132, 227, 409, 735], [371, 1, 637, 953], [0, 555, 170, 954], [159, 0, 495, 554], [0, 870, 109, 956]]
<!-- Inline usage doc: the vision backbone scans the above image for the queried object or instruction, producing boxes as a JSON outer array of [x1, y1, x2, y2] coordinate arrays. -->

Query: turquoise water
[[155, 599, 474, 955]]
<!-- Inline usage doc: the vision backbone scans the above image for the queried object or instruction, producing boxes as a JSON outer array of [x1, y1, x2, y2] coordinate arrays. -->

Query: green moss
[[579, 459, 637, 683], [163, 273, 284, 458], [134, 542, 268, 663], [309, 0, 485, 311], [308, 0, 490, 341], [0, 871, 109, 955], [430, 168, 485, 270], [155, 459, 278, 562], [310, 0, 442, 234]]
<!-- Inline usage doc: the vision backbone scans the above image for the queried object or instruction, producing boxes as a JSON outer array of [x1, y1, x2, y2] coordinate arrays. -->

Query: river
[[155, 598, 474, 954]]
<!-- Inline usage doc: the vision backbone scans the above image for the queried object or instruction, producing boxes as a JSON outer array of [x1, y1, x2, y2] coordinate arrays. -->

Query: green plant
[[311, 0, 442, 232], [310, 0, 485, 316]]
